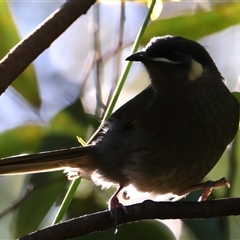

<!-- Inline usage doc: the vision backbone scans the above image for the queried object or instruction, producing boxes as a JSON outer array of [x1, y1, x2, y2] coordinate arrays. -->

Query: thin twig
[[222, 136, 239, 240], [79, 40, 133, 99], [92, 3, 105, 116], [0, 184, 33, 219], [226, 138, 238, 197], [105, 0, 126, 111], [0, 175, 66, 219]]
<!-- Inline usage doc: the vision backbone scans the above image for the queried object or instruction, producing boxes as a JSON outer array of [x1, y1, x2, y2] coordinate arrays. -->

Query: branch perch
[[0, 0, 96, 95], [19, 198, 240, 240]]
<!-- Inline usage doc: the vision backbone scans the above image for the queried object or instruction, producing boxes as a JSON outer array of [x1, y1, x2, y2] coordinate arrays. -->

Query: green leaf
[[50, 98, 98, 139], [143, 3, 240, 43], [77, 220, 176, 240], [0, 1, 40, 107], [14, 172, 68, 238], [232, 92, 240, 105], [183, 218, 224, 240], [0, 125, 45, 158]]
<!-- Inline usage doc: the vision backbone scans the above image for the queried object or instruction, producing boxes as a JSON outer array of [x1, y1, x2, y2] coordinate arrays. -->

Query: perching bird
[[0, 35, 239, 211]]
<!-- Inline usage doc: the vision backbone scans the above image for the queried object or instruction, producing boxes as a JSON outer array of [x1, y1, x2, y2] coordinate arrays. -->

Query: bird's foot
[[109, 195, 128, 217], [198, 178, 230, 201], [179, 177, 230, 201], [109, 186, 128, 229]]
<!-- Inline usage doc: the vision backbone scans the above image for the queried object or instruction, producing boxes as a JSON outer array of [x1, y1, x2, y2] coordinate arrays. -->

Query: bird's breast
[[124, 84, 239, 195]]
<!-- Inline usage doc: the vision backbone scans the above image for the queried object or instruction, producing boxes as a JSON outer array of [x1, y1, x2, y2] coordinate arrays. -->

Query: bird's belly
[[122, 121, 228, 196]]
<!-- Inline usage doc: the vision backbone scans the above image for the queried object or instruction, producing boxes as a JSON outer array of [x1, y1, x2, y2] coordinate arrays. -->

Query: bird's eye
[[172, 51, 185, 62], [171, 51, 195, 66], [155, 51, 184, 64]]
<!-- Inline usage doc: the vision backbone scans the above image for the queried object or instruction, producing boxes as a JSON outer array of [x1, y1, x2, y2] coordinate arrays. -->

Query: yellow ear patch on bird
[[188, 59, 203, 81]]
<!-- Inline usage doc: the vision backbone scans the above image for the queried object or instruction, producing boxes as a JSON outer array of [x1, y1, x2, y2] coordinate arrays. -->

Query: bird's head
[[126, 35, 222, 93]]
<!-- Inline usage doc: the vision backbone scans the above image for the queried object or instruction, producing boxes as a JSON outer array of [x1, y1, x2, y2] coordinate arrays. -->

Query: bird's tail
[[0, 145, 96, 179]]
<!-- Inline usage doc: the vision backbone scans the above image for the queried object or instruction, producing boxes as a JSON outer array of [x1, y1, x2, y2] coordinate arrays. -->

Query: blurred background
[[0, 0, 240, 239]]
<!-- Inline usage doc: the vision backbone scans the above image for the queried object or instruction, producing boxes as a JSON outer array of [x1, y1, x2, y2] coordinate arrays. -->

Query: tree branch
[[0, 0, 96, 95], [19, 198, 240, 240]]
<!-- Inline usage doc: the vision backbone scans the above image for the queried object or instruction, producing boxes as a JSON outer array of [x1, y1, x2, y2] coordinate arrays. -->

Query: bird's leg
[[109, 185, 128, 226], [179, 177, 230, 201], [122, 190, 130, 200], [109, 185, 128, 213]]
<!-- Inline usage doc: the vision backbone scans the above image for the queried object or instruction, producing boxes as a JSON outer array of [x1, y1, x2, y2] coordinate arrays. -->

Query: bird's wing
[[109, 85, 154, 127]]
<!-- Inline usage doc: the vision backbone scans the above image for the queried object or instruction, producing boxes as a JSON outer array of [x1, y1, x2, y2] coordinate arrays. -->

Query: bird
[[0, 35, 239, 212]]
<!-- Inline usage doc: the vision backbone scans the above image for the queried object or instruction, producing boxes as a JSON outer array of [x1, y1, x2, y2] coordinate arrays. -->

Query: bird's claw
[[109, 187, 128, 230], [179, 177, 230, 201], [109, 194, 128, 219], [198, 177, 230, 201]]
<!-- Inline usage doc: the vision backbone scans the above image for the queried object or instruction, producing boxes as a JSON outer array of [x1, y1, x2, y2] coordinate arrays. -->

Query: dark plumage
[[0, 35, 239, 207]]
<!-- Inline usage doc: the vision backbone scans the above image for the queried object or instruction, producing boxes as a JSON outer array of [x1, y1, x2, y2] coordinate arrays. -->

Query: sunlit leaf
[[148, 0, 163, 20], [143, 3, 240, 43], [0, 125, 45, 158], [0, 1, 40, 107]]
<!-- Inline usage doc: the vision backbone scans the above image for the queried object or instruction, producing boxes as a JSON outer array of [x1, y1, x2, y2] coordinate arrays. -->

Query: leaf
[[143, 3, 240, 43], [183, 218, 224, 240], [0, 125, 45, 158], [0, 1, 40, 107], [82, 220, 176, 240], [50, 98, 98, 139], [14, 172, 68, 238], [232, 92, 240, 105]]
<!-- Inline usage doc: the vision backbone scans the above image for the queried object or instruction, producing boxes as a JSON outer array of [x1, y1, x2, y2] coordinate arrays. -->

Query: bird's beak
[[126, 52, 146, 62], [126, 52, 180, 64]]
